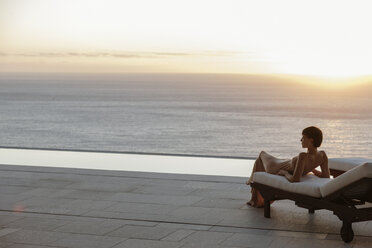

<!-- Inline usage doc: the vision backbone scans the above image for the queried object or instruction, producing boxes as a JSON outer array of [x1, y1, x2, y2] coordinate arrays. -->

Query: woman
[[246, 126, 330, 208]]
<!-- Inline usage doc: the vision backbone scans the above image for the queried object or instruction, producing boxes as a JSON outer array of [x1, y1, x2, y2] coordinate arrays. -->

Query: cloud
[[0, 50, 247, 59]]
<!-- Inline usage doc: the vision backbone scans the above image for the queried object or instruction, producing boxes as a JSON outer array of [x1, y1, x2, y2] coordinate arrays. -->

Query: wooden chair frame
[[250, 177, 372, 243]]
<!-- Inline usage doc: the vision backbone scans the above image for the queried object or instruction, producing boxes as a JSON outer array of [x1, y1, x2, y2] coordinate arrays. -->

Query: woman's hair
[[302, 126, 323, 148]]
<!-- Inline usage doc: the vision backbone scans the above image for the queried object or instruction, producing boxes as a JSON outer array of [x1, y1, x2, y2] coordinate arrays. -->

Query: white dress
[[248, 151, 297, 184], [259, 151, 296, 174]]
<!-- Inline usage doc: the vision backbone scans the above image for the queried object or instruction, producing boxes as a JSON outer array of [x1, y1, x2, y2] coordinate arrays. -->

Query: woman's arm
[[312, 152, 330, 178], [279, 153, 306, 183], [319, 152, 330, 178], [312, 168, 322, 177], [278, 170, 295, 182]]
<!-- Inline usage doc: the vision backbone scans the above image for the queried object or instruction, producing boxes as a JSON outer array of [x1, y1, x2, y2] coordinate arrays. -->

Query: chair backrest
[[328, 157, 372, 171], [320, 162, 372, 198]]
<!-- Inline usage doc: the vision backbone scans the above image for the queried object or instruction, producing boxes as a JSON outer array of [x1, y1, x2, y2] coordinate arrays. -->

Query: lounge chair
[[249, 162, 372, 243]]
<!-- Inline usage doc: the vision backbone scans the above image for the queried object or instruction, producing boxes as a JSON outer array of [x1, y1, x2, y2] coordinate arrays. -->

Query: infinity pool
[[0, 148, 254, 177]]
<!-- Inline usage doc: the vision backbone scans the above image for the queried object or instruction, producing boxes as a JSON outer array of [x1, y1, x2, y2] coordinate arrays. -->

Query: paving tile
[[325, 232, 372, 248], [226, 183, 252, 191], [0, 216, 24, 227], [163, 214, 223, 226], [0, 194, 33, 205], [180, 230, 233, 245], [211, 214, 261, 228], [3, 217, 71, 231], [0, 242, 13, 248], [18, 188, 77, 199], [190, 188, 250, 200], [16, 207, 71, 215], [29, 179, 76, 188], [7, 244, 64, 248], [168, 206, 213, 218], [0, 171, 43, 180], [268, 230, 327, 239], [111, 238, 183, 248], [325, 233, 342, 240], [2, 211, 103, 223], [103, 202, 179, 215], [13, 197, 72, 211], [106, 192, 204, 206], [105, 211, 171, 223], [192, 198, 247, 209], [267, 236, 293, 248], [156, 223, 212, 231], [221, 233, 273, 248], [0, 229, 19, 238], [80, 211, 159, 226], [64, 181, 138, 192], [0, 178, 34, 187], [209, 226, 269, 235], [51, 189, 117, 200], [180, 243, 243, 248], [52, 219, 124, 235], [106, 225, 176, 240], [161, 229, 195, 242], [131, 185, 196, 196], [90, 209, 221, 226], [352, 240, 372, 248], [128, 179, 188, 188], [325, 233, 372, 244], [49, 233, 126, 248], [57, 198, 118, 215], [205, 207, 259, 220], [285, 238, 353, 248], [80, 210, 122, 219], [354, 222, 372, 236], [181, 181, 236, 190], [0, 230, 68, 246], [0, 186, 31, 195]]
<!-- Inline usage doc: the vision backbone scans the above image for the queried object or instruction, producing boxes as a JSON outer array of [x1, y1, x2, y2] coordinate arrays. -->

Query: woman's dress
[[261, 151, 297, 174], [248, 151, 297, 185]]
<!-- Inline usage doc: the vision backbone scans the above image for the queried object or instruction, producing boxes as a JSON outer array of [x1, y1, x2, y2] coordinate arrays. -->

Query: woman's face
[[301, 134, 313, 148]]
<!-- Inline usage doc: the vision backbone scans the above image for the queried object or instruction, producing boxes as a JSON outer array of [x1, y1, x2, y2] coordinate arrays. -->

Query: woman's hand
[[312, 169, 321, 177], [278, 170, 288, 176], [278, 169, 295, 182]]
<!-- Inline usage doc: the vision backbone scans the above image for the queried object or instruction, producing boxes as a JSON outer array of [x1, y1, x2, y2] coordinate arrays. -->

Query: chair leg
[[340, 221, 354, 243], [264, 199, 271, 218]]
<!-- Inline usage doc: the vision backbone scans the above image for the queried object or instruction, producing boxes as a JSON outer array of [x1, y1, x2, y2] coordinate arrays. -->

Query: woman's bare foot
[[247, 199, 274, 208], [246, 200, 264, 208]]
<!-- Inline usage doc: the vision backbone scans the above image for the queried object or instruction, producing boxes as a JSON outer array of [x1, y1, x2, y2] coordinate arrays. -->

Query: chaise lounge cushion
[[328, 157, 372, 172], [251, 162, 372, 198], [251, 172, 331, 198], [320, 162, 372, 197]]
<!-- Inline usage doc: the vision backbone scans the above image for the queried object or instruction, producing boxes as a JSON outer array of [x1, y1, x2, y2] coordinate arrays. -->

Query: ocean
[[0, 73, 371, 159]]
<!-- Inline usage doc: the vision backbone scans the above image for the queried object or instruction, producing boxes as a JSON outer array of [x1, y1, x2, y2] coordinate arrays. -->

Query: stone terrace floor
[[0, 163, 371, 248]]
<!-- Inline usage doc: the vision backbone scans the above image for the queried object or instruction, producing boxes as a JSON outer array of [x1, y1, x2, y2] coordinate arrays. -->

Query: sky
[[1, 0, 372, 81]]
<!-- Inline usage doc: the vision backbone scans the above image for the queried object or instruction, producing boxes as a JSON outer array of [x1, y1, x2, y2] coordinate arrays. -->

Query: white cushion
[[251, 162, 372, 198], [251, 172, 331, 198], [320, 162, 372, 197], [328, 157, 372, 171]]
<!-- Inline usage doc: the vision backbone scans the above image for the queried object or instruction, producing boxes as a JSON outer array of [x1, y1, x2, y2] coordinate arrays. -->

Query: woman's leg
[[246, 151, 266, 185], [259, 151, 282, 174], [246, 151, 275, 207], [246, 152, 266, 207]]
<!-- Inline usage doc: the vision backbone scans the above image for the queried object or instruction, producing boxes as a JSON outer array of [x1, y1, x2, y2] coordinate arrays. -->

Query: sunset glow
[[1, 0, 372, 82]]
